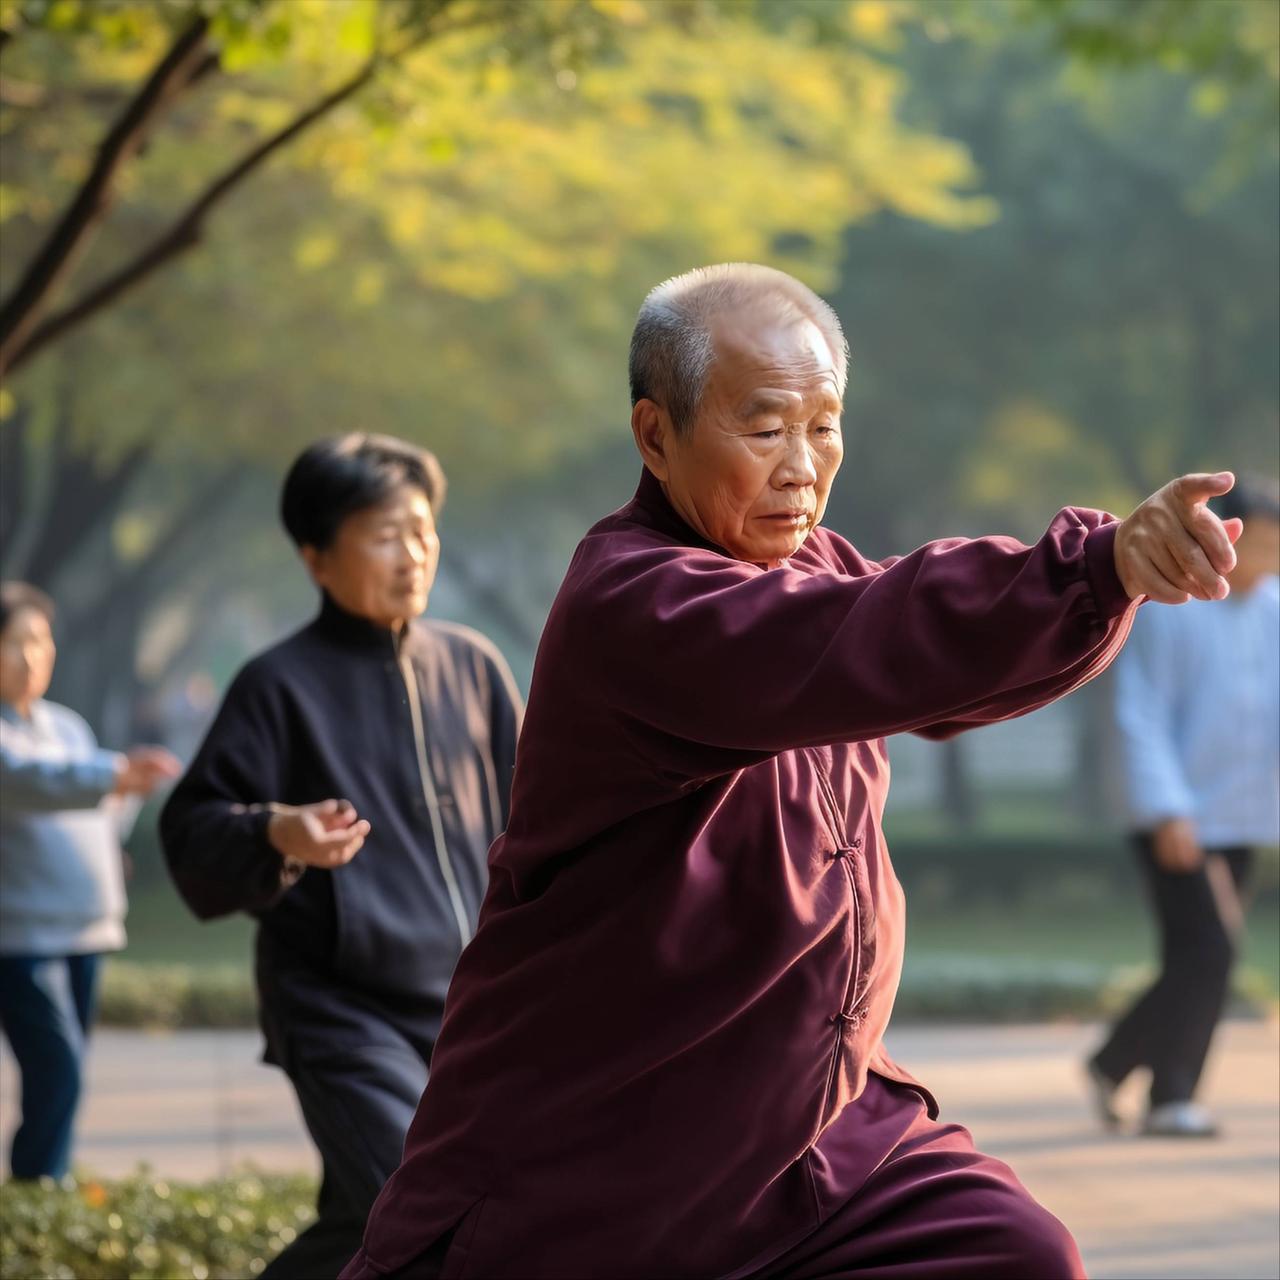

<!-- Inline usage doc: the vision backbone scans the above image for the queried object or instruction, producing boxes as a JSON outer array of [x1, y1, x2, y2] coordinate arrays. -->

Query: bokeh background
[[0, 0, 1277, 1273]]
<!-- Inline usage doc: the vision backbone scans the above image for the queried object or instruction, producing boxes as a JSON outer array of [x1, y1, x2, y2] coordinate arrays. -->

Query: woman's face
[[0, 606, 56, 709], [301, 484, 440, 630]]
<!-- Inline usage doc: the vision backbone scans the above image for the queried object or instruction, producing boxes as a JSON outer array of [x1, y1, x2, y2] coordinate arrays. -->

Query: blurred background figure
[[1088, 476, 1280, 1137], [160, 435, 522, 1278], [0, 580, 179, 1179]]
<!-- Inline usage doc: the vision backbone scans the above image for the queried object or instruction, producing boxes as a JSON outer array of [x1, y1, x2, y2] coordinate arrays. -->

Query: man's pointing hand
[[1114, 472, 1244, 604]]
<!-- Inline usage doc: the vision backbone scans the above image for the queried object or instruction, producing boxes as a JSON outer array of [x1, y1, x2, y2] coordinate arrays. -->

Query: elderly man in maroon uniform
[[342, 264, 1241, 1280]]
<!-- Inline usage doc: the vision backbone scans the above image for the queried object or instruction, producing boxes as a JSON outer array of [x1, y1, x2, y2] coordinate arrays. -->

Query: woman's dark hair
[[0, 581, 55, 635], [280, 433, 447, 550], [1210, 474, 1280, 525]]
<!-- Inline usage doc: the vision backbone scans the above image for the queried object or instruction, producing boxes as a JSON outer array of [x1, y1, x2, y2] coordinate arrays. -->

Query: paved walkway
[[2, 1021, 1277, 1279]]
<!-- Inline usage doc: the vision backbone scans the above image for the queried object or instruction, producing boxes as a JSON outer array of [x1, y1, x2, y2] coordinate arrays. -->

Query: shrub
[[893, 958, 1273, 1023], [98, 964, 257, 1031], [0, 1170, 317, 1280]]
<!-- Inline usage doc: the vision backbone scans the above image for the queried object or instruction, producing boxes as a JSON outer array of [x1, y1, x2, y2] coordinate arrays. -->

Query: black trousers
[[258, 1005, 431, 1280], [1093, 833, 1252, 1107]]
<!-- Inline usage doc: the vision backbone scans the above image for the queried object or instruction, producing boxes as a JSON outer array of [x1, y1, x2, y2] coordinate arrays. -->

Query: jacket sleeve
[[0, 743, 121, 812], [1112, 607, 1195, 829], [159, 663, 299, 920], [486, 651, 523, 831], [0, 711, 121, 812], [578, 509, 1136, 776]]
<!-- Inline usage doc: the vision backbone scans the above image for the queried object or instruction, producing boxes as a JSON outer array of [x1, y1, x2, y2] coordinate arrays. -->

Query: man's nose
[[775, 435, 818, 488]]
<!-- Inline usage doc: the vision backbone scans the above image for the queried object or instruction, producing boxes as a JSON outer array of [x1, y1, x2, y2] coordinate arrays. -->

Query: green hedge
[[893, 958, 1276, 1023], [99, 964, 257, 1031], [0, 1171, 316, 1280], [885, 834, 1280, 902], [99, 957, 1276, 1031]]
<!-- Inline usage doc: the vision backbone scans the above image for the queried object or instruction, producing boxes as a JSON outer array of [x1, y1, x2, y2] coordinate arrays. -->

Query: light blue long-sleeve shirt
[[1113, 576, 1280, 847], [0, 699, 129, 955]]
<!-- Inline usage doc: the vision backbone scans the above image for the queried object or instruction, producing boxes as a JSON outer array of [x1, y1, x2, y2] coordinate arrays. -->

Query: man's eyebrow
[[741, 389, 842, 418], [740, 391, 796, 417]]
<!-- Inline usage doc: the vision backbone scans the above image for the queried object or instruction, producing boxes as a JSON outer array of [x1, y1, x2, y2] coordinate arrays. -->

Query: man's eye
[[753, 429, 783, 440]]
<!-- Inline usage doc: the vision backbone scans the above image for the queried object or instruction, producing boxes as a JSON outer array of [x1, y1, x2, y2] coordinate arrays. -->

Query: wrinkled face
[[660, 302, 844, 566], [302, 484, 439, 629], [0, 606, 56, 709]]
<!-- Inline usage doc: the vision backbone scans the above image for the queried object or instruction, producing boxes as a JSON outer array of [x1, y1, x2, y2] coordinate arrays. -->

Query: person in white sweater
[[0, 580, 178, 1179]]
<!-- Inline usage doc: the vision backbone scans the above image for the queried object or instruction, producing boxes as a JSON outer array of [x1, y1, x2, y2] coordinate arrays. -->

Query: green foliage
[[888, 832, 1280, 903], [893, 958, 1273, 1023], [825, 16, 1279, 557], [99, 962, 257, 1030], [2, 0, 1276, 752], [95, 951, 1275, 1030], [0, 0, 991, 382], [0, 1169, 316, 1280], [1011, 0, 1279, 84]]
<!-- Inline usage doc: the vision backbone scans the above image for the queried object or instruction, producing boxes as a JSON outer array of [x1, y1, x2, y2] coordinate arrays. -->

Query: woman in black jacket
[[161, 434, 521, 1279]]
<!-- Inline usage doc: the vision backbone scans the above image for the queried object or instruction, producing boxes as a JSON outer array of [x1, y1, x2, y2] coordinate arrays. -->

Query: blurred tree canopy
[[0, 0, 1276, 749], [1, 0, 994, 724]]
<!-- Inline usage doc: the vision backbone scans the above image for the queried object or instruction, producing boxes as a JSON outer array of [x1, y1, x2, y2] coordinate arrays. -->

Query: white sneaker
[[1142, 1101, 1219, 1138]]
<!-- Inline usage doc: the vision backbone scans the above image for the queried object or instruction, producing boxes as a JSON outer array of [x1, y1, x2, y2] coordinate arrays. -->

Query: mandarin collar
[[314, 593, 411, 654], [630, 467, 797, 569], [630, 467, 726, 557]]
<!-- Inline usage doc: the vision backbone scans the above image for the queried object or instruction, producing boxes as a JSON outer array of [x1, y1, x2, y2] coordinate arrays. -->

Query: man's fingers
[[1173, 471, 1234, 503], [330, 832, 367, 865], [311, 818, 370, 848], [320, 800, 360, 831], [1137, 559, 1191, 605], [1178, 506, 1237, 577], [1224, 516, 1244, 545], [1169, 473, 1236, 575], [1166, 536, 1227, 600]]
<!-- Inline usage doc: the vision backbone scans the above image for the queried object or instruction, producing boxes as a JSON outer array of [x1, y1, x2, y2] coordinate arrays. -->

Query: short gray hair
[[628, 263, 849, 436]]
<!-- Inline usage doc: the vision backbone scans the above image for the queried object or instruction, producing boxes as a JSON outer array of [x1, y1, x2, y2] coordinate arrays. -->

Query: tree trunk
[[0, 403, 30, 557]]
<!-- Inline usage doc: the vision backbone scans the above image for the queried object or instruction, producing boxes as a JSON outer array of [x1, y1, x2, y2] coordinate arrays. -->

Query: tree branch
[[6, 54, 384, 373], [0, 16, 212, 378], [3, 6, 509, 374]]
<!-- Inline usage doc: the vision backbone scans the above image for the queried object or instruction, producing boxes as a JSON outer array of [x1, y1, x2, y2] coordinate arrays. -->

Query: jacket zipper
[[398, 650, 473, 947]]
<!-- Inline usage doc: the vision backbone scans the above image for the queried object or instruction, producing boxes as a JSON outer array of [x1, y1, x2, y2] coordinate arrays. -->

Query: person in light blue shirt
[[0, 581, 179, 1179], [1088, 476, 1280, 1137]]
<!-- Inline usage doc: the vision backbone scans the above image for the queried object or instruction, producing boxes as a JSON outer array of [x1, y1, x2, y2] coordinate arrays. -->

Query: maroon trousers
[[351, 1076, 1084, 1280], [753, 1076, 1085, 1280]]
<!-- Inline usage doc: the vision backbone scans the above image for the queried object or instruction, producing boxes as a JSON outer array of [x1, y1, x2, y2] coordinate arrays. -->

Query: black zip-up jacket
[[160, 595, 521, 1049]]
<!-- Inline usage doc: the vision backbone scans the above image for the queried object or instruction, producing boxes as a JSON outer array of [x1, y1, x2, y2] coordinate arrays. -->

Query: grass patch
[[0, 1169, 316, 1280], [119, 881, 252, 968]]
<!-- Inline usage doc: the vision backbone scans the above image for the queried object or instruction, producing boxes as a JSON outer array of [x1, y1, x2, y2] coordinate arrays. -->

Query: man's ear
[[299, 544, 326, 588], [631, 399, 674, 481]]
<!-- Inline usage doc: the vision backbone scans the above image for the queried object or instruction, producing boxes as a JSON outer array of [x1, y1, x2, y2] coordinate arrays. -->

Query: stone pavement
[[2, 1021, 1276, 1280]]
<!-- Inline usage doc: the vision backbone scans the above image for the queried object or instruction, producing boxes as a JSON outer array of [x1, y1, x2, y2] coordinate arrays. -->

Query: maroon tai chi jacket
[[343, 468, 1137, 1280]]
